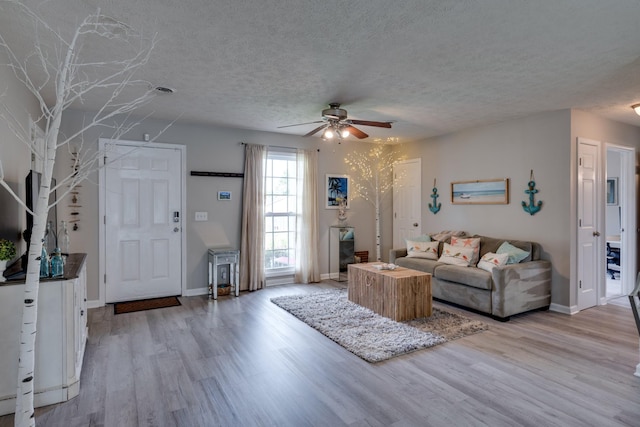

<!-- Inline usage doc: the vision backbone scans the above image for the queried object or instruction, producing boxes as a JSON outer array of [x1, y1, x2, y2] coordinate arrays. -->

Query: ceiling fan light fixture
[[341, 128, 350, 138], [324, 128, 334, 139], [632, 103, 640, 116]]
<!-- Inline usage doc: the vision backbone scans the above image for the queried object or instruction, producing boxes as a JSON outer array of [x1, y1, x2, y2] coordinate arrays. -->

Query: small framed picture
[[218, 191, 232, 200], [326, 174, 349, 209]]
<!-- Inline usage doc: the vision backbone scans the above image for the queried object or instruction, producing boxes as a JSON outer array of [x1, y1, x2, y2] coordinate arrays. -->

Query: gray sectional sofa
[[389, 235, 552, 320]]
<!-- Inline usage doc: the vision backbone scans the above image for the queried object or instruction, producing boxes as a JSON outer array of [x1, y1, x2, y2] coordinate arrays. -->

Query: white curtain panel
[[295, 148, 321, 283], [240, 144, 266, 291]]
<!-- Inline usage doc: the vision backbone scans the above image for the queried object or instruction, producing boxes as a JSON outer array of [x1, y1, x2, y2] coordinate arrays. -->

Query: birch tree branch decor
[[0, 2, 162, 425], [345, 144, 405, 261]]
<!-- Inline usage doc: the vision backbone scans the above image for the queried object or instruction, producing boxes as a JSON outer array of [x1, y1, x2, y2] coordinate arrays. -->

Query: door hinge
[[579, 157, 582, 166], [579, 219, 581, 227], [104, 155, 107, 164], [104, 216, 106, 225], [579, 280, 582, 289], [394, 212, 397, 218], [104, 274, 106, 284]]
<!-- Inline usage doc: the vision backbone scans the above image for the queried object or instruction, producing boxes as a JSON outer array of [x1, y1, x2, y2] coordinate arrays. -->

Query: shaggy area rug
[[271, 289, 488, 363]]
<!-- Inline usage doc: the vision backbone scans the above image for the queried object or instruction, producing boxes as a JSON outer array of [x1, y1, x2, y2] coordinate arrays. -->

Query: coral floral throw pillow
[[438, 243, 475, 266], [477, 252, 510, 272], [450, 236, 481, 264]]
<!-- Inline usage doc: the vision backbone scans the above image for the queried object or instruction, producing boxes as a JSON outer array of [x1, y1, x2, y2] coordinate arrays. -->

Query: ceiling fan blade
[[305, 124, 328, 137], [348, 119, 392, 128], [345, 125, 368, 139], [277, 120, 324, 129]]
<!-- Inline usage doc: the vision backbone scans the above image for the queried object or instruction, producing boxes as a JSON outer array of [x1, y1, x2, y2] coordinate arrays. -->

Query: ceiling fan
[[277, 103, 392, 140]]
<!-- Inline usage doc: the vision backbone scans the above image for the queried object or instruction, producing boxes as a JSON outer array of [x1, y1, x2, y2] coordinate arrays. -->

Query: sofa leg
[[492, 315, 510, 322]]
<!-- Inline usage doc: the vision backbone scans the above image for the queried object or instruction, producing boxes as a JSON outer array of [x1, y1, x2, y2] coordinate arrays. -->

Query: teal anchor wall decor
[[428, 178, 441, 214], [522, 170, 542, 215]]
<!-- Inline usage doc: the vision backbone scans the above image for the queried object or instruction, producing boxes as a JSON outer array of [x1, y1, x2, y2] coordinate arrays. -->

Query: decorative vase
[[337, 199, 347, 224], [0, 259, 7, 282]]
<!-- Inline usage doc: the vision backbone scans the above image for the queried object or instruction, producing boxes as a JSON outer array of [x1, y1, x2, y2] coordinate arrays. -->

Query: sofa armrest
[[389, 248, 408, 263], [491, 260, 552, 318]]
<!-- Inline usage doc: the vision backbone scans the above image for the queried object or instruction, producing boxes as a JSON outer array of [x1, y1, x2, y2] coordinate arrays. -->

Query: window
[[264, 150, 297, 275]]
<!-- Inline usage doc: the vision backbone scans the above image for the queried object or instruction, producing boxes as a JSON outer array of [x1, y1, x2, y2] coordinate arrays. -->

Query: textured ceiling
[[2, 0, 640, 143]]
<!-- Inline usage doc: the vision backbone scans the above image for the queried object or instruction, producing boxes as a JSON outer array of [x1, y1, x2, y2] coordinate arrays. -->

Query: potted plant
[[0, 239, 16, 282]]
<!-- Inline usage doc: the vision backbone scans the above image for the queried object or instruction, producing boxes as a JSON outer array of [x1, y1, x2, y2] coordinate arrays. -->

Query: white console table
[[208, 248, 240, 299], [0, 254, 87, 416]]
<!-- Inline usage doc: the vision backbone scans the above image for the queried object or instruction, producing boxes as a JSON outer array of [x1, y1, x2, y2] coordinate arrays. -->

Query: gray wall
[[400, 109, 640, 309], [0, 52, 40, 254], [55, 111, 383, 302], [400, 110, 572, 307]]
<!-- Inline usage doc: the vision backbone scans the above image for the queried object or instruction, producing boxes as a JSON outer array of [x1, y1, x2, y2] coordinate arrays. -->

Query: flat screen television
[[2, 170, 56, 280]]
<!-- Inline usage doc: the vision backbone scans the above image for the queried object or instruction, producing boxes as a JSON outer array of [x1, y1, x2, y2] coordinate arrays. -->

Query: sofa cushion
[[394, 257, 442, 275], [477, 252, 509, 272], [450, 236, 481, 264], [409, 234, 432, 242], [434, 264, 493, 290], [497, 241, 530, 264], [438, 243, 475, 266], [476, 235, 534, 262], [406, 240, 439, 260]]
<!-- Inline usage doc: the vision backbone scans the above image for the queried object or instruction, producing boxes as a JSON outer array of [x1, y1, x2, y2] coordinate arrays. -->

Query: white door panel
[[105, 144, 182, 303], [393, 159, 422, 249], [577, 139, 600, 310]]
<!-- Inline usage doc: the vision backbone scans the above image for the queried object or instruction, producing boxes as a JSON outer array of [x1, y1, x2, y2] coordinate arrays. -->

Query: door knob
[[413, 223, 419, 227], [174, 227, 180, 232], [593, 231, 600, 236]]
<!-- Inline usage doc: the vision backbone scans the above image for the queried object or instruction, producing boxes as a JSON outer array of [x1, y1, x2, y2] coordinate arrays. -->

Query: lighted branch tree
[[0, 2, 161, 425], [345, 144, 405, 261]]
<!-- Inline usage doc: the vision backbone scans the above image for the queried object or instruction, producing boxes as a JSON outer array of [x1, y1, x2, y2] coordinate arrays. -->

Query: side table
[[208, 248, 240, 299]]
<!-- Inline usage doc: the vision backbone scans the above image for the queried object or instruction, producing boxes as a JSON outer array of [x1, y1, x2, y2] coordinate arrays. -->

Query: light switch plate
[[195, 211, 208, 221]]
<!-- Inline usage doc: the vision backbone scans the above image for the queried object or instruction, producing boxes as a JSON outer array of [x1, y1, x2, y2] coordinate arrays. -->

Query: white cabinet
[[0, 254, 87, 416]]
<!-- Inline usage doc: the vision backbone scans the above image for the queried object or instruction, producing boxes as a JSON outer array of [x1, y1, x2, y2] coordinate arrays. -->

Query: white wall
[[606, 151, 622, 236], [55, 111, 382, 302]]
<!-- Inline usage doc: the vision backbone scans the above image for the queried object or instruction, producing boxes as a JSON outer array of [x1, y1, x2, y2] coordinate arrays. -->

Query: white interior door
[[577, 138, 601, 310], [104, 143, 183, 303], [393, 159, 422, 249]]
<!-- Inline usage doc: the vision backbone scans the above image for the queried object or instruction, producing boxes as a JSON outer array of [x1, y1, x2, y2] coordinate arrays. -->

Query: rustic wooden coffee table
[[347, 263, 432, 321]]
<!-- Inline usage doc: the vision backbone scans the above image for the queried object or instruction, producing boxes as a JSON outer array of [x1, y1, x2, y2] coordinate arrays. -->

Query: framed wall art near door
[[451, 178, 509, 205], [326, 174, 349, 209]]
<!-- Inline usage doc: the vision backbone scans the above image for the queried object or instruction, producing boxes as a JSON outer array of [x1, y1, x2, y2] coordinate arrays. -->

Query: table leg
[[233, 262, 239, 297], [213, 260, 218, 300], [208, 260, 213, 299]]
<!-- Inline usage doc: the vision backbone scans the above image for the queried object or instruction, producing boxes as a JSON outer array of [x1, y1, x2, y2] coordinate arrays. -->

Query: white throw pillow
[[438, 243, 475, 266], [450, 236, 481, 265], [406, 240, 439, 260], [477, 252, 510, 272]]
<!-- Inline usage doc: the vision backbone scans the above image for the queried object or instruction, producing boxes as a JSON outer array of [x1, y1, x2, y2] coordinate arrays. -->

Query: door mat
[[114, 296, 181, 315]]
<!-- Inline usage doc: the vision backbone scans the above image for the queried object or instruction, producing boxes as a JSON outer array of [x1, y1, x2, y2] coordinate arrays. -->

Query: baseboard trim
[[183, 287, 209, 297], [87, 300, 102, 309], [549, 303, 578, 315]]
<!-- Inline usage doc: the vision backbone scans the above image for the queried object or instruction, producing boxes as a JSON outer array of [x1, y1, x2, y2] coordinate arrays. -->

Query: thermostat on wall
[[218, 191, 232, 200]]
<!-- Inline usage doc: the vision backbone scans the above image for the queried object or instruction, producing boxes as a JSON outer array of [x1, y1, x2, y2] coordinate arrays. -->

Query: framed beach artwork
[[326, 174, 349, 209], [451, 178, 509, 205]]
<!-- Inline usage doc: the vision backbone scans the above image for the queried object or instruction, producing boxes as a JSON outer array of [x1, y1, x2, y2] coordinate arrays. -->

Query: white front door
[[393, 159, 422, 249], [103, 143, 183, 303], [577, 138, 601, 310]]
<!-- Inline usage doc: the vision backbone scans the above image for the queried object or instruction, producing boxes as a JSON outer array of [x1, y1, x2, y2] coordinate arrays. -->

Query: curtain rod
[[240, 142, 319, 152]]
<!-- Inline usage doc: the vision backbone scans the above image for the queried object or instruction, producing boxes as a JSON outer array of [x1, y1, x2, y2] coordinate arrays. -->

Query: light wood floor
[[2, 281, 639, 427]]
